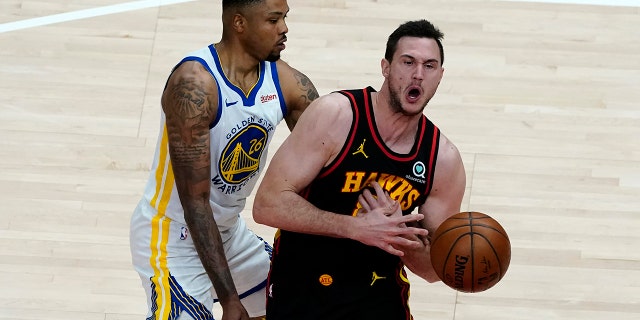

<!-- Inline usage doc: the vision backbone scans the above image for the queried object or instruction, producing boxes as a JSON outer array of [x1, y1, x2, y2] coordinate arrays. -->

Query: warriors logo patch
[[219, 124, 267, 184]]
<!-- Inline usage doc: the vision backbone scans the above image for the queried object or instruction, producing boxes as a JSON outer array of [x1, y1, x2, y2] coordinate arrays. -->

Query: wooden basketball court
[[1, 0, 639, 319]]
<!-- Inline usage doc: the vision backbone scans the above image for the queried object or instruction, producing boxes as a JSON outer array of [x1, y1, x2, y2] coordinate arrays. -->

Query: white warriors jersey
[[140, 44, 286, 237]]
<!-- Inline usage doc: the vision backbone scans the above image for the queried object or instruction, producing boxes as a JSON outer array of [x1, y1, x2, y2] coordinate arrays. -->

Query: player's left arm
[[401, 134, 467, 282], [275, 60, 319, 130]]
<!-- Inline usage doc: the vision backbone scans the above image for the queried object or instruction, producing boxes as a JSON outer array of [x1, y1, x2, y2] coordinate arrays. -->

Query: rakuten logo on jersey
[[261, 94, 278, 103]]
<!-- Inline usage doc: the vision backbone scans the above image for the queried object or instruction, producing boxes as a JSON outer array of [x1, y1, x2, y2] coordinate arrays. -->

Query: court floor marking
[[501, 0, 640, 7], [2, 0, 637, 34], [0, 0, 196, 34]]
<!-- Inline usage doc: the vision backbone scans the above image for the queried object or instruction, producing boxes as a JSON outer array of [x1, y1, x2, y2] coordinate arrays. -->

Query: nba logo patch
[[180, 226, 189, 240]]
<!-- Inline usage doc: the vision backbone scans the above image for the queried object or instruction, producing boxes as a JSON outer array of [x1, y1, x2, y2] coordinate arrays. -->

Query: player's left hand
[[356, 181, 428, 256]]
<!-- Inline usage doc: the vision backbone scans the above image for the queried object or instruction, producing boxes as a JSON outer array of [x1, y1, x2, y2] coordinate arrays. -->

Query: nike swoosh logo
[[225, 99, 238, 107]]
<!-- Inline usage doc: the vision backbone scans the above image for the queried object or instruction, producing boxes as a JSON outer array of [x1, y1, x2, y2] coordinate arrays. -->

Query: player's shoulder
[[313, 91, 351, 109], [435, 133, 464, 171], [274, 59, 296, 80], [162, 60, 219, 108], [169, 60, 217, 85], [437, 133, 461, 155], [274, 58, 293, 70], [274, 60, 318, 112], [300, 91, 353, 125], [293, 91, 354, 149], [274, 59, 296, 73], [274, 60, 310, 86]]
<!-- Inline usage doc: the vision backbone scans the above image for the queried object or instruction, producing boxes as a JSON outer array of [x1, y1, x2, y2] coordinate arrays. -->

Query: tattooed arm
[[162, 61, 249, 320], [275, 60, 319, 130]]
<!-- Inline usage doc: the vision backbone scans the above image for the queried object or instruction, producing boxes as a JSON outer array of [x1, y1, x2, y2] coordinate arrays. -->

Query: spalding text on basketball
[[453, 255, 470, 289]]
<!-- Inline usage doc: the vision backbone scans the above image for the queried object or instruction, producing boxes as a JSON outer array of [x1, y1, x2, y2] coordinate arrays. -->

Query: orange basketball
[[430, 211, 511, 293]]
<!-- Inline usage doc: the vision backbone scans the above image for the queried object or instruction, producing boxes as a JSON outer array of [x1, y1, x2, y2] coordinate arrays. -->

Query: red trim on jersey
[[318, 90, 360, 178], [396, 266, 413, 319], [424, 125, 440, 195], [365, 90, 427, 161]]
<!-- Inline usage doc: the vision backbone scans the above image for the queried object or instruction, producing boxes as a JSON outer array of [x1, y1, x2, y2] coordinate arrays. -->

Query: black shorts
[[266, 264, 413, 320]]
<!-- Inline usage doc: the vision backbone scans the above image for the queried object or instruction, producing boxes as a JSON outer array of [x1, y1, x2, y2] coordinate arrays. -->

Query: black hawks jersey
[[305, 86, 440, 217], [266, 86, 440, 320]]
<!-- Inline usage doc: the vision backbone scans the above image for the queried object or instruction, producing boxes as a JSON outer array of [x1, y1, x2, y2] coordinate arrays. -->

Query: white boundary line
[[0, 0, 197, 34], [501, 0, 640, 7], [2, 0, 637, 34]]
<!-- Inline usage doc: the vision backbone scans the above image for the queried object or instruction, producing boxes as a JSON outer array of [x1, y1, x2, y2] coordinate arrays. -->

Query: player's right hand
[[220, 299, 251, 320], [354, 182, 428, 256]]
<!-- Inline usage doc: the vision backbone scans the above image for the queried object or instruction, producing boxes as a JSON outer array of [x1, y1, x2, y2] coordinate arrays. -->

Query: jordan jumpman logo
[[352, 139, 369, 158], [370, 271, 386, 286]]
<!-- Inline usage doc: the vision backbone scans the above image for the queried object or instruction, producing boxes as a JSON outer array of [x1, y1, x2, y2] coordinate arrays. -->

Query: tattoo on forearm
[[187, 205, 238, 300]]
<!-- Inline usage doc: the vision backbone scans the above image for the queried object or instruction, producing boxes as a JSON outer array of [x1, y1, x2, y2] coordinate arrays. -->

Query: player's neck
[[372, 90, 421, 154], [214, 42, 260, 95]]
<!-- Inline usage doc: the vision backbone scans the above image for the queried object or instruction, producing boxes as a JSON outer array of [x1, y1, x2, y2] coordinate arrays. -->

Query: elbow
[[252, 195, 271, 226], [253, 182, 295, 228], [252, 202, 265, 224]]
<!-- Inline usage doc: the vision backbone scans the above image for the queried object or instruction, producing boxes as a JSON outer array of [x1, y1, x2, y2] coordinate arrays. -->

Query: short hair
[[384, 19, 445, 65], [222, 0, 263, 10]]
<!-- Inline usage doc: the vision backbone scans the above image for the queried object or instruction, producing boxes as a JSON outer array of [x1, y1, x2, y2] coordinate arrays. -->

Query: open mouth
[[406, 86, 422, 102]]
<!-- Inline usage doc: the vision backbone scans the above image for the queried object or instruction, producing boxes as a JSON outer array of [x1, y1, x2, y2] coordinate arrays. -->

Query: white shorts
[[130, 200, 272, 319]]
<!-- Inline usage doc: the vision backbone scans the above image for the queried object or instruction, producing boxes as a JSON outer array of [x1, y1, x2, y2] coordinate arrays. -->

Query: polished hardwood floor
[[1, 0, 639, 319]]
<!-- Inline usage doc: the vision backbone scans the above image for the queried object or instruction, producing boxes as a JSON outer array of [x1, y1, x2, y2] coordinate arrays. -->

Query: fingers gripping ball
[[430, 212, 511, 293]]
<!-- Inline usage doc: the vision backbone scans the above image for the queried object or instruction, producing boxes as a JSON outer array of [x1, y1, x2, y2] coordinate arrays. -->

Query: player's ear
[[381, 58, 390, 78], [232, 13, 246, 32]]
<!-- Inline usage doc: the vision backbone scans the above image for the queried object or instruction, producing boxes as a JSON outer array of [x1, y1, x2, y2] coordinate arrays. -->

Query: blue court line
[[0, 0, 197, 33]]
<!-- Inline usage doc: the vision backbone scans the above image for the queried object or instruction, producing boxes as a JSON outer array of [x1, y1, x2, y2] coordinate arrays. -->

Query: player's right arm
[[401, 134, 466, 282], [162, 61, 249, 320], [253, 93, 426, 255]]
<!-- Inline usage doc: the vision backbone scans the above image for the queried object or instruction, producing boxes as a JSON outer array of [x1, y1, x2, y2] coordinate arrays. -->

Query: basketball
[[430, 211, 511, 293]]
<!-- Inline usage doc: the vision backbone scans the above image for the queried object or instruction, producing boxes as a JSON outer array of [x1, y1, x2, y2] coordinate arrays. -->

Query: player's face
[[244, 0, 289, 62], [382, 37, 444, 116]]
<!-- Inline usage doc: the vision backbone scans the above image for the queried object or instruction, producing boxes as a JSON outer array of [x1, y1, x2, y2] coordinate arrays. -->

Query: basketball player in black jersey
[[253, 19, 466, 319]]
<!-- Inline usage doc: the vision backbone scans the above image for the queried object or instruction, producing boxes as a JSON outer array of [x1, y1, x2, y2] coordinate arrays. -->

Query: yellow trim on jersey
[[399, 269, 410, 284], [150, 125, 170, 208], [149, 125, 175, 320], [213, 47, 262, 98], [244, 66, 260, 98]]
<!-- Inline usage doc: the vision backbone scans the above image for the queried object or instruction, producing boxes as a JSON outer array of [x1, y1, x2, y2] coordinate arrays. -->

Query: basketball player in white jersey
[[129, 0, 319, 319]]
